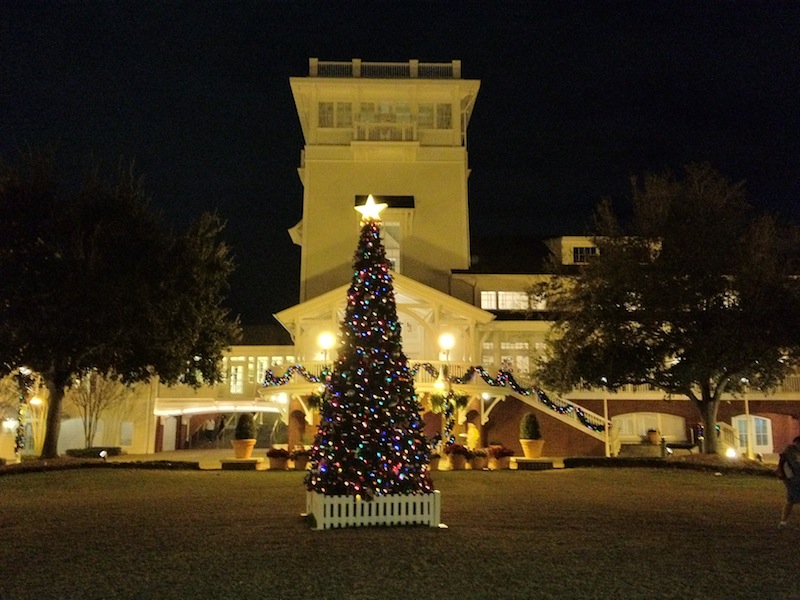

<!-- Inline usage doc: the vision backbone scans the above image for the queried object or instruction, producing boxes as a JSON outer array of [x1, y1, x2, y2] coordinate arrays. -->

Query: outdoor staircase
[[509, 391, 608, 442]]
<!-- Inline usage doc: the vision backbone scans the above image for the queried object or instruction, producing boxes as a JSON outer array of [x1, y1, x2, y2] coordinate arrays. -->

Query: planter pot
[[429, 456, 441, 471], [489, 456, 511, 470], [520, 439, 545, 458], [470, 456, 488, 470], [646, 431, 660, 445], [292, 457, 309, 470], [231, 439, 256, 459], [268, 457, 289, 470], [448, 454, 468, 470]]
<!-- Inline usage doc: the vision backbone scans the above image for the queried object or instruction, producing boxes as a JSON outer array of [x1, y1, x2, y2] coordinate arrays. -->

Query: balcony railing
[[309, 58, 461, 79]]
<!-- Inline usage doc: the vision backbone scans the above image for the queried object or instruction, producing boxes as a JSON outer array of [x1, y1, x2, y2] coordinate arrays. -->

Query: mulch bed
[[0, 457, 200, 476]]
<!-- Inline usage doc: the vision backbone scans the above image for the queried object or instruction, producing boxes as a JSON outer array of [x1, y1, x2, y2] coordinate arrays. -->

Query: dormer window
[[573, 246, 597, 264]]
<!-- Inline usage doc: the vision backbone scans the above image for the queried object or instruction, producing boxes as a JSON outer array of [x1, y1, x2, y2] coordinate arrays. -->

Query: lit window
[[382, 222, 402, 272], [418, 104, 434, 128], [480, 291, 497, 310], [360, 102, 376, 122], [319, 102, 352, 129], [573, 246, 597, 264], [256, 357, 269, 384], [396, 103, 411, 122], [755, 417, 769, 446], [530, 292, 547, 311], [497, 291, 529, 310], [500, 341, 529, 350], [436, 104, 452, 129], [336, 102, 352, 127], [229, 365, 244, 394], [319, 102, 334, 128]]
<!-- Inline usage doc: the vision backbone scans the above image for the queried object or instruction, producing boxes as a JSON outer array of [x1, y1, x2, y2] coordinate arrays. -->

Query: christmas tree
[[306, 196, 433, 499]]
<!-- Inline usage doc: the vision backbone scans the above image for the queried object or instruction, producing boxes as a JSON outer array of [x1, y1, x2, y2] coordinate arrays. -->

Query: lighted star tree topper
[[306, 195, 433, 498]]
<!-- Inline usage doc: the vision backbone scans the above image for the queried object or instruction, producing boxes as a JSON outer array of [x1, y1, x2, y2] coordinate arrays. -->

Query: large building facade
[[4, 59, 798, 461]]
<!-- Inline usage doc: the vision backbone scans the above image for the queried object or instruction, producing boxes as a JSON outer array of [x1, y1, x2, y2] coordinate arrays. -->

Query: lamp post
[[601, 377, 610, 458], [742, 378, 754, 460], [437, 333, 456, 446], [438, 333, 455, 362], [317, 332, 335, 367]]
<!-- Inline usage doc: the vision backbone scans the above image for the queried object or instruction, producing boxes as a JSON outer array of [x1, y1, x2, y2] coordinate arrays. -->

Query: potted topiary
[[519, 412, 545, 458], [470, 448, 488, 470], [231, 413, 257, 459], [488, 445, 514, 470], [289, 447, 309, 470], [444, 443, 471, 470]]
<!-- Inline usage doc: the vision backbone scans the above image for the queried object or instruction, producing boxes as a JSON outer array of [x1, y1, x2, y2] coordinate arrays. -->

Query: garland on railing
[[407, 363, 438, 379], [262, 363, 605, 433], [263, 365, 329, 386], [442, 365, 605, 433]]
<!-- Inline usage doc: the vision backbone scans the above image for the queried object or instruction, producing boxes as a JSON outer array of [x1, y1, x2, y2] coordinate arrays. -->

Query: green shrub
[[519, 413, 542, 440], [234, 413, 257, 440]]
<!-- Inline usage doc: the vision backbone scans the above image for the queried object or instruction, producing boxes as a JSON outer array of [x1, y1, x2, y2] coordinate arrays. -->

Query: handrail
[[262, 361, 608, 434], [309, 58, 461, 79]]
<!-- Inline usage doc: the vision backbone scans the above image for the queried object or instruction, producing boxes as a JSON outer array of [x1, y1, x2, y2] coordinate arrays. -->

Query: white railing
[[305, 490, 444, 530], [717, 422, 741, 452], [354, 121, 417, 142], [309, 58, 461, 79]]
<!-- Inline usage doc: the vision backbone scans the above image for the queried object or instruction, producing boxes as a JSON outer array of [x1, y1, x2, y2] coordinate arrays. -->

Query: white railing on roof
[[309, 58, 461, 79]]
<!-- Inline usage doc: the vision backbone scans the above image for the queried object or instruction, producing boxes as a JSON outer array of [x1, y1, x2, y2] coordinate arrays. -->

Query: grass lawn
[[0, 467, 795, 600]]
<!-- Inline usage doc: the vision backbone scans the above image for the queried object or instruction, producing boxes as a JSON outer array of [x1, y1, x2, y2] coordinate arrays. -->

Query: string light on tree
[[306, 194, 432, 499]]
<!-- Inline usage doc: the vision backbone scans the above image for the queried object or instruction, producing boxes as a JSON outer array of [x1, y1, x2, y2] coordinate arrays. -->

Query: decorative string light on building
[[265, 361, 605, 434]]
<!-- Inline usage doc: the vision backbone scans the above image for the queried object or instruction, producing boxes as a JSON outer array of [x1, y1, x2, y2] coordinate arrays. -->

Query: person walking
[[778, 435, 800, 528]]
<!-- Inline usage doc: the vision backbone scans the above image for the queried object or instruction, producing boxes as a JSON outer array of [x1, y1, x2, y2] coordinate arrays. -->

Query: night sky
[[2, 1, 799, 324]]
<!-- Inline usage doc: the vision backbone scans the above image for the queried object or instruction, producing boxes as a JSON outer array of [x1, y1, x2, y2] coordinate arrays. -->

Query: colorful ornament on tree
[[306, 197, 432, 498]]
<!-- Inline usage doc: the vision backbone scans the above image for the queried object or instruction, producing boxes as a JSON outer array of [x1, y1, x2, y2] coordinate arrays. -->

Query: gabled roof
[[274, 272, 494, 327]]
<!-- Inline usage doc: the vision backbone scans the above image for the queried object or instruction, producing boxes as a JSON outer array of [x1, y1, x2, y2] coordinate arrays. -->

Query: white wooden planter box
[[305, 490, 445, 530]]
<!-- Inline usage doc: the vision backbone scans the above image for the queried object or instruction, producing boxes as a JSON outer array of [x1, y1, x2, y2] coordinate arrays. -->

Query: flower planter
[[269, 457, 289, 470], [448, 454, 467, 470], [520, 439, 545, 458], [231, 439, 256, 459], [470, 455, 488, 470], [489, 456, 511, 470], [646, 431, 660, 445], [429, 456, 441, 471], [292, 456, 309, 470]]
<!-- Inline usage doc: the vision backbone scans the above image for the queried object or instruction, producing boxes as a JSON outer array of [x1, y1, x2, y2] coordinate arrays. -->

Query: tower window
[[319, 102, 352, 128]]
